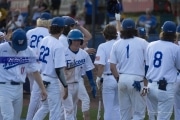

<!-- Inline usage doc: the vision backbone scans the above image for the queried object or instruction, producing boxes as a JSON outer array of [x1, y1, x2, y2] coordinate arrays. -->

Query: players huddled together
[[1, 10, 180, 120]]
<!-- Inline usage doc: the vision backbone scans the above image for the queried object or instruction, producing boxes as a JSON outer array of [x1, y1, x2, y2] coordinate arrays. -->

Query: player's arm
[[55, 67, 68, 99], [55, 67, 68, 88], [76, 23, 92, 42], [95, 64, 104, 89], [85, 69, 96, 98], [115, 13, 121, 32], [110, 63, 119, 82], [32, 71, 47, 101]]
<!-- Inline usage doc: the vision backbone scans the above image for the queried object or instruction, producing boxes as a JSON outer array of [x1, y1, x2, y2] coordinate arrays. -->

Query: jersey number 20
[[39, 46, 49, 63], [30, 35, 44, 48], [153, 51, 162, 68]]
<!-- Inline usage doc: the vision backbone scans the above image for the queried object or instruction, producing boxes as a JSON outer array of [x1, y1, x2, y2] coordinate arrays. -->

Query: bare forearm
[[96, 64, 104, 77], [77, 26, 92, 41], [33, 71, 46, 91]]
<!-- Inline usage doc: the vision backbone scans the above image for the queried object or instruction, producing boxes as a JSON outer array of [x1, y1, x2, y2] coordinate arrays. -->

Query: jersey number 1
[[126, 44, 129, 58], [39, 46, 49, 63]]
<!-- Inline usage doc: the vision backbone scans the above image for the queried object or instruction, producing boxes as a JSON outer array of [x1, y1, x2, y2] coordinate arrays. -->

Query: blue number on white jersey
[[39, 46, 50, 63], [153, 51, 163, 68], [30, 35, 44, 48], [126, 44, 129, 58]]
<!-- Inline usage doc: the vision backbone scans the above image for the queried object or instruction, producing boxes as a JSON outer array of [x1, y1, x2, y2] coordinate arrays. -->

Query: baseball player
[[0, 28, 47, 120], [109, 18, 148, 120], [32, 17, 68, 120], [59, 16, 96, 120], [26, 12, 52, 120], [94, 24, 120, 120], [62, 29, 94, 120], [145, 21, 180, 120]]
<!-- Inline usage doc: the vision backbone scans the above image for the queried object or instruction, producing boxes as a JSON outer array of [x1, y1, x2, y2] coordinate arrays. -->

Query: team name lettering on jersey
[[66, 59, 85, 70], [1, 57, 35, 70]]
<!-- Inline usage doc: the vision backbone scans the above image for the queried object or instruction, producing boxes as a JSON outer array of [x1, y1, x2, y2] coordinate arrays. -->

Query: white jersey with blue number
[[146, 40, 180, 83], [64, 48, 94, 83], [38, 35, 66, 79], [94, 40, 117, 74], [110, 36, 148, 76], [26, 27, 50, 56], [0, 42, 38, 83]]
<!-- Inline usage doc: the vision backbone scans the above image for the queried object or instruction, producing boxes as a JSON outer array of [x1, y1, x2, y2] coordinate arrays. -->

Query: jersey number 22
[[39, 46, 49, 63]]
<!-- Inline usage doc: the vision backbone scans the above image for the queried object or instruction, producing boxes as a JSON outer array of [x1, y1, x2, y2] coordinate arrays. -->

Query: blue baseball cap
[[62, 16, 76, 26], [51, 17, 65, 27], [137, 27, 146, 36], [12, 29, 27, 51], [176, 25, 180, 33], [162, 21, 176, 33], [122, 18, 135, 30], [39, 12, 52, 20]]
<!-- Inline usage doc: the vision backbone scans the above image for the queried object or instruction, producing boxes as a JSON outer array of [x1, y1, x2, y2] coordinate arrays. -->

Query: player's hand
[[96, 77, 101, 89], [115, 13, 121, 21], [75, 20, 80, 26], [141, 86, 149, 96], [63, 87, 68, 100], [41, 89, 47, 101], [85, 48, 96, 55]]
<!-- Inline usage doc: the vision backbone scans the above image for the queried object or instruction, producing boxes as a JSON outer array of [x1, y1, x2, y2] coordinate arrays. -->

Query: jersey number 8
[[153, 51, 163, 68], [39, 46, 50, 63]]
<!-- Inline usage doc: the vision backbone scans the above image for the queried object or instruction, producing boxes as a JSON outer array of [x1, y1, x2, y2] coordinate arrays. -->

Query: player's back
[[39, 35, 65, 79], [95, 40, 116, 73], [146, 40, 180, 83], [26, 27, 50, 55], [112, 36, 148, 76]]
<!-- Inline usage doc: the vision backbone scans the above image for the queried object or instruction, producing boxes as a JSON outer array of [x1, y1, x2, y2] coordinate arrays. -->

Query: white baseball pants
[[74, 78, 90, 119], [118, 74, 146, 120], [26, 73, 42, 120], [0, 84, 23, 120], [174, 78, 180, 120], [33, 76, 62, 120], [102, 75, 120, 120], [147, 82, 174, 120], [62, 83, 79, 120]]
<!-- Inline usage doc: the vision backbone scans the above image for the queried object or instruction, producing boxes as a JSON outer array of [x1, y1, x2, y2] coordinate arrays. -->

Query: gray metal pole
[[91, 0, 96, 48]]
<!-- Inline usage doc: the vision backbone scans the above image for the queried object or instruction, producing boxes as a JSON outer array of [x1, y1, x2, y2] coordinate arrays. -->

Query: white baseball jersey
[[38, 36, 66, 80], [26, 27, 50, 56], [110, 36, 148, 76], [64, 48, 94, 83], [0, 42, 38, 83], [59, 34, 69, 48], [146, 40, 180, 83], [94, 40, 117, 73]]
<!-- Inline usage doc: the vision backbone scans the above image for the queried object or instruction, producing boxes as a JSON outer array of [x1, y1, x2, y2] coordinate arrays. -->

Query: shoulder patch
[[95, 56, 100, 61]]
